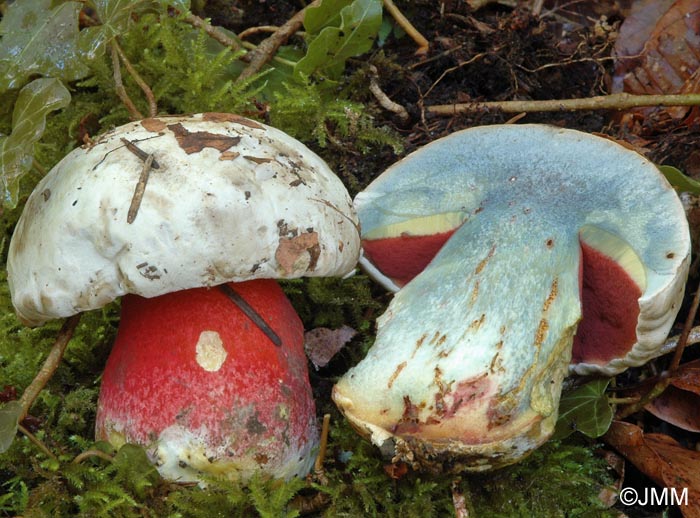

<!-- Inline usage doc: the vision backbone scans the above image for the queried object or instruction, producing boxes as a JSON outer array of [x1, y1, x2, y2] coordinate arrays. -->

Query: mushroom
[[332, 124, 690, 472], [8, 113, 360, 482]]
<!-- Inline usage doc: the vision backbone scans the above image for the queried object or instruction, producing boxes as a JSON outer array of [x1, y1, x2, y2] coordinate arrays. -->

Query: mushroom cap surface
[[334, 124, 690, 472], [96, 280, 318, 482], [8, 113, 360, 326]]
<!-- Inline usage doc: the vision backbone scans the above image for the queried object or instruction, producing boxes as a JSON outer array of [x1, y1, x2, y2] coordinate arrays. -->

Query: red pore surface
[[95, 279, 316, 468], [572, 242, 642, 365], [362, 229, 456, 287]]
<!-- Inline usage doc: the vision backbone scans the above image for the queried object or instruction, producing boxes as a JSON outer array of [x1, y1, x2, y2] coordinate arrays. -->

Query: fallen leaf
[[612, 0, 700, 121], [304, 325, 357, 369], [646, 385, 700, 432], [604, 420, 700, 517]]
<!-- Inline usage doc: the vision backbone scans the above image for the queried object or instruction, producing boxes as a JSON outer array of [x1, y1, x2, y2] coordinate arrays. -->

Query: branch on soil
[[427, 93, 700, 115]]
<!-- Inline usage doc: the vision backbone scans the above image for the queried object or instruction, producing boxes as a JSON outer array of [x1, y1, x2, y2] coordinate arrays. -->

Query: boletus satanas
[[333, 124, 690, 472], [8, 113, 360, 482]]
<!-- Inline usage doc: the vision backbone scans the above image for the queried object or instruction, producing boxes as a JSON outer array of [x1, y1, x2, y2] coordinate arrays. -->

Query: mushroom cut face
[[8, 113, 359, 326], [334, 125, 690, 472]]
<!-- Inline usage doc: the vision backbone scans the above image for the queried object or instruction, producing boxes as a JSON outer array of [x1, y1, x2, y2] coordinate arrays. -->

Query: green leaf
[[294, 0, 382, 80], [552, 378, 613, 441], [79, 0, 159, 59], [0, 0, 88, 92], [0, 401, 22, 453], [0, 78, 71, 208], [304, 0, 354, 34], [658, 164, 700, 195]]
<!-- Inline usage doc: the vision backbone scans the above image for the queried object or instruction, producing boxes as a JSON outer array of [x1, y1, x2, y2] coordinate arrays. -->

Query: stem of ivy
[[73, 449, 115, 464], [110, 43, 144, 120], [17, 424, 57, 461], [112, 40, 158, 118]]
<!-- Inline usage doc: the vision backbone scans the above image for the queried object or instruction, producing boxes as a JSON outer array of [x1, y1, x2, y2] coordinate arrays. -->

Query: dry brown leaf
[[604, 420, 700, 517], [646, 385, 700, 432], [613, 0, 700, 120], [304, 325, 357, 369]]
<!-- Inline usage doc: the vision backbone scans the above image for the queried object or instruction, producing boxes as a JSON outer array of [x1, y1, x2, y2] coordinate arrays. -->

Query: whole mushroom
[[333, 124, 690, 472], [8, 113, 360, 482]]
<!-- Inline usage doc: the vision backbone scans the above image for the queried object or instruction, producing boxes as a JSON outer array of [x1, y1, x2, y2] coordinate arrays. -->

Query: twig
[[383, 0, 429, 55], [368, 66, 410, 123], [110, 44, 143, 120], [427, 93, 700, 115], [127, 153, 155, 224], [237, 0, 321, 82], [18, 424, 57, 461], [18, 315, 81, 422], [239, 25, 295, 40], [112, 41, 158, 118], [218, 284, 282, 347], [183, 13, 241, 51], [617, 280, 700, 419]]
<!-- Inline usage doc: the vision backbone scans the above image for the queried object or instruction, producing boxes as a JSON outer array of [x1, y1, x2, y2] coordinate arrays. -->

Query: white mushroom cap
[[8, 113, 360, 326]]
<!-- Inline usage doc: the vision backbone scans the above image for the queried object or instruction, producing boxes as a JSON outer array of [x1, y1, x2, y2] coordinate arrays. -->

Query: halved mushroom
[[333, 124, 690, 472], [8, 113, 360, 482]]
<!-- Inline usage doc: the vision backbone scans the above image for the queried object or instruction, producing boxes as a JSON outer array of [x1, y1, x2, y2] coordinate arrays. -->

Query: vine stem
[[427, 92, 700, 115], [110, 44, 143, 120], [183, 13, 242, 51], [112, 41, 158, 118], [18, 314, 82, 422]]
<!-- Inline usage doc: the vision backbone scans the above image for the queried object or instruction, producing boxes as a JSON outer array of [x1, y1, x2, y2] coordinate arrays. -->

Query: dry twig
[[18, 314, 82, 422], [238, 0, 321, 82], [427, 93, 700, 115], [368, 65, 410, 123]]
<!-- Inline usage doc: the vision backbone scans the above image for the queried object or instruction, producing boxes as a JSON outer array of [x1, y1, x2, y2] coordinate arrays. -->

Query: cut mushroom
[[8, 113, 360, 481], [333, 124, 690, 472]]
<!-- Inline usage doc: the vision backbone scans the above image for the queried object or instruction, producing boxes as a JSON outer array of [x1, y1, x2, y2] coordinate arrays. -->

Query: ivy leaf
[[552, 378, 613, 441], [79, 0, 160, 59], [658, 165, 700, 195], [0, 78, 71, 208], [0, 401, 22, 453], [0, 0, 88, 92], [294, 0, 382, 80]]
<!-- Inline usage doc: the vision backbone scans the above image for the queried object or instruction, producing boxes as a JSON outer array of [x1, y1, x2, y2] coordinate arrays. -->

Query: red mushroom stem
[[95, 279, 318, 482]]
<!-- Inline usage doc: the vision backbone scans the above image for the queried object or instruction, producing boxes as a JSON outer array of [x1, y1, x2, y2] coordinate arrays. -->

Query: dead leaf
[[167, 123, 241, 154], [604, 420, 700, 517], [304, 325, 357, 369], [612, 0, 700, 121], [646, 385, 700, 432]]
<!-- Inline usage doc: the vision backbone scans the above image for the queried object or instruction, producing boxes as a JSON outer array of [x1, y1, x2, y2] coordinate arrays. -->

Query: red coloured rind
[[572, 242, 642, 365], [95, 279, 317, 475], [362, 230, 456, 287]]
